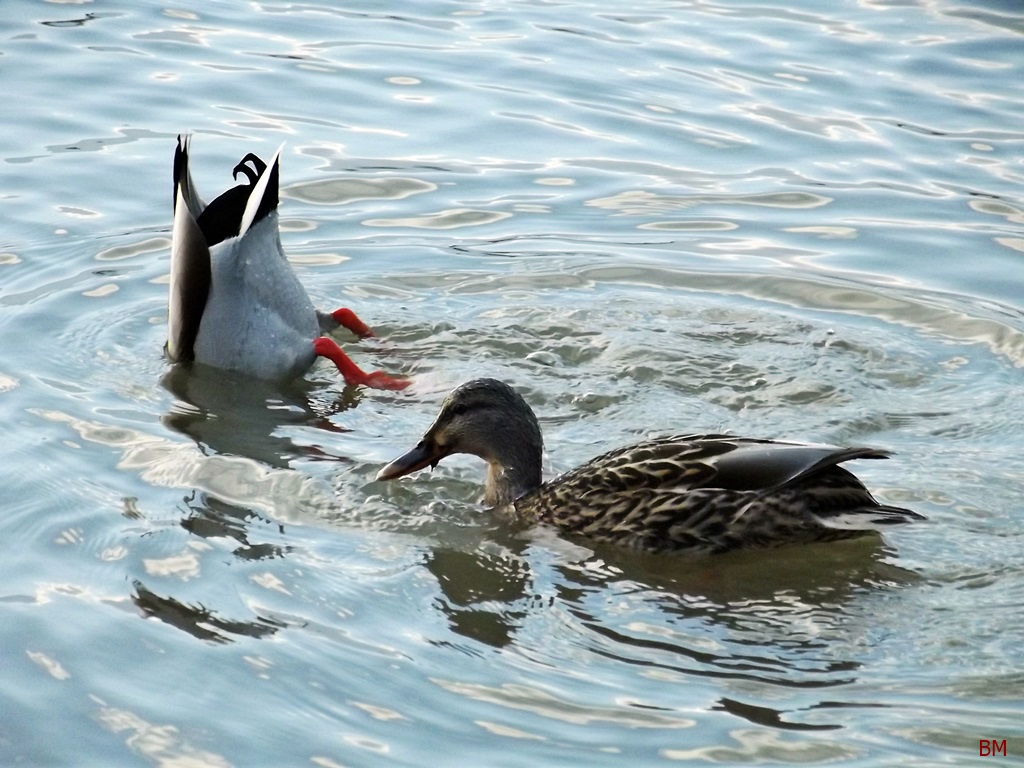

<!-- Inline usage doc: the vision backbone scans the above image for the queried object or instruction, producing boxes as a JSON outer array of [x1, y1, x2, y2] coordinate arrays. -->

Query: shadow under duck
[[377, 378, 924, 554]]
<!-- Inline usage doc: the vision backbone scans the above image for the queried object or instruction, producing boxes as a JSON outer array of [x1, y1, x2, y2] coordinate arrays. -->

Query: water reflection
[[40, 13, 105, 28], [415, 509, 919, 664], [422, 545, 533, 651], [713, 697, 841, 732], [411, 524, 922, 732], [160, 363, 360, 468], [576, 536, 921, 604], [131, 580, 286, 644], [534, 538, 920, 731], [179, 491, 290, 562]]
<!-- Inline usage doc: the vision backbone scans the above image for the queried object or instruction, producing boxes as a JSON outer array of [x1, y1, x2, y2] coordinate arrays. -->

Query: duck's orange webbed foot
[[330, 307, 375, 339], [361, 370, 411, 391], [313, 337, 408, 390]]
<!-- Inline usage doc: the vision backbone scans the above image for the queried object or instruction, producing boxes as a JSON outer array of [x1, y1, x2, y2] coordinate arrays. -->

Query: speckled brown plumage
[[377, 379, 924, 554]]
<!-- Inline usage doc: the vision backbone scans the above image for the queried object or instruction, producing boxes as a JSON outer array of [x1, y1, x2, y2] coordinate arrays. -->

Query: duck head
[[376, 378, 544, 505]]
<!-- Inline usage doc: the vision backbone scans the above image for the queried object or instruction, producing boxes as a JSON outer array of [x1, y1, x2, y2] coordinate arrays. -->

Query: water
[[2, 1, 1023, 765]]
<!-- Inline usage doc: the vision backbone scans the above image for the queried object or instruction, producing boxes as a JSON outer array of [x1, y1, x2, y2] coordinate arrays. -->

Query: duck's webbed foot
[[361, 370, 410, 391], [313, 337, 408, 390], [318, 307, 376, 339]]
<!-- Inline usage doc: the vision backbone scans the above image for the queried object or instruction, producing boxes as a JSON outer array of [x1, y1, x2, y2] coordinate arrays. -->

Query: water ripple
[[2, 0, 1023, 764]]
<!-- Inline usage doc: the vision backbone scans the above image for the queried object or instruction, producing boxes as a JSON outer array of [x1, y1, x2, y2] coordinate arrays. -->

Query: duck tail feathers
[[239, 143, 284, 237], [168, 165, 212, 362], [173, 134, 205, 217], [815, 503, 926, 531]]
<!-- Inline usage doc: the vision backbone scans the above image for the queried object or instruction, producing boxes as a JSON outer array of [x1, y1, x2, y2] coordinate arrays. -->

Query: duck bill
[[376, 439, 444, 482]]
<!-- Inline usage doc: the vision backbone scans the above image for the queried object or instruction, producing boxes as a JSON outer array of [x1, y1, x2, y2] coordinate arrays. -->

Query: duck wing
[[541, 434, 859, 496], [167, 135, 211, 362], [684, 437, 892, 491], [556, 434, 889, 494]]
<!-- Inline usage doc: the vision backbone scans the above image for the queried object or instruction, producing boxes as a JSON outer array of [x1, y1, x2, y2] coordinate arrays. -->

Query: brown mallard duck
[[376, 378, 924, 553]]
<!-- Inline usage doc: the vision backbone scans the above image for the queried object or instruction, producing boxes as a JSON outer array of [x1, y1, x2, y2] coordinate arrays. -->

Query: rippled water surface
[[2, 1, 1023, 765]]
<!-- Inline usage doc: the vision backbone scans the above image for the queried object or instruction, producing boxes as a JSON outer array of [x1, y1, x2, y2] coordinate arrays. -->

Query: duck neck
[[483, 441, 543, 507]]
